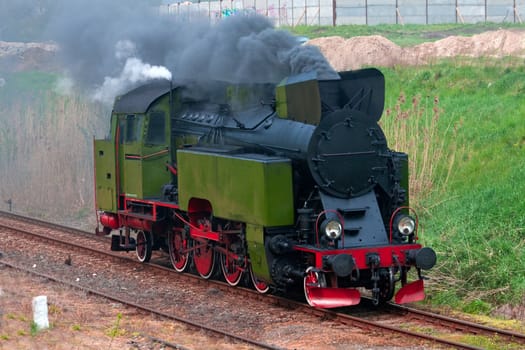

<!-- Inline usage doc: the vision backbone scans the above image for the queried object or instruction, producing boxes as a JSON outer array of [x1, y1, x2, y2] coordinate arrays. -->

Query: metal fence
[[161, 0, 525, 26]]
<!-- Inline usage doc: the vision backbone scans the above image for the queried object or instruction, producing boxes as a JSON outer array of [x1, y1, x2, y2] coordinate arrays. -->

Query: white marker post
[[32, 295, 49, 330]]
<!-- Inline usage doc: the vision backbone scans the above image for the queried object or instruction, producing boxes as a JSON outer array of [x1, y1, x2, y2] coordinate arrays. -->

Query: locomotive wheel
[[168, 230, 190, 272], [249, 265, 270, 293], [378, 268, 396, 303], [135, 230, 153, 263], [193, 239, 216, 279], [220, 250, 243, 286]]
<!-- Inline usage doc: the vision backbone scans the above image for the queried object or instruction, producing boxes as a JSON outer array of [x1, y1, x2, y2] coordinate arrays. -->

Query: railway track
[[385, 303, 525, 347], [1, 210, 524, 349], [0, 259, 281, 350], [0, 211, 282, 350], [268, 296, 525, 350]]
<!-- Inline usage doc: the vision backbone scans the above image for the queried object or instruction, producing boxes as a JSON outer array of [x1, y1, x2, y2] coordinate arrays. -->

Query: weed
[[71, 324, 81, 331], [107, 312, 126, 348], [48, 304, 62, 315], [30, 321, 38, 336], [378, 62, 525, 307], [458, 334, 522, 350], [462, 299, 492, 315]]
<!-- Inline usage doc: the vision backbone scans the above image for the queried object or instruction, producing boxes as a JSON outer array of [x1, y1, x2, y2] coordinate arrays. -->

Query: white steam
[[92, 42, 172, 104], [92, 40, 172, 104], [115, 39, 137, 60]]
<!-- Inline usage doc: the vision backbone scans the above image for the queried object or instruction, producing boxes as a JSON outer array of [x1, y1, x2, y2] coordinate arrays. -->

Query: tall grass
[[380, 93, 461, 211], [380, 61, 525, 309], [0, 80, 108, 229]]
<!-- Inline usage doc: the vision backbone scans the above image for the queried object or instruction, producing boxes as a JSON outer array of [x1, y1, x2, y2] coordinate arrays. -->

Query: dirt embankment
[[0, 41, 58, 72], [308, 29, 525, 70], [2, 29, 525, 74]]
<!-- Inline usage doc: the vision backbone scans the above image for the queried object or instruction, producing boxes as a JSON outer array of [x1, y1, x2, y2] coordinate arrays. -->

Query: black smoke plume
[[43, 0, 337, 103]]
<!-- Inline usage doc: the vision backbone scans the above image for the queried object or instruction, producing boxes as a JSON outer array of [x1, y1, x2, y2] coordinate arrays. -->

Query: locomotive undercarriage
[[104, 199, 271, 292], [102, 187, 435, 309]]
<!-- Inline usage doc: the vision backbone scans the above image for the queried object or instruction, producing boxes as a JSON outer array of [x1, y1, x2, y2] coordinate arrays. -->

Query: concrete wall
[[162, 0, 525, 26]]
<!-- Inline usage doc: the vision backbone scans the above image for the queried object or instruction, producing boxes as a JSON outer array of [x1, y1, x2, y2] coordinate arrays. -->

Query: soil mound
[[2, 29, 525, 73], [309, 29, 525, 70], [0, 41, 58, 72]]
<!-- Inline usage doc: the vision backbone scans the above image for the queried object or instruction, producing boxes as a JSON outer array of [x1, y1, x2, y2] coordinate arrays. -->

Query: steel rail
[[0, 260, 283, 350], [0, 210, 102, 240], [387, 303, 525, 344], [261, 295, 486, 350]]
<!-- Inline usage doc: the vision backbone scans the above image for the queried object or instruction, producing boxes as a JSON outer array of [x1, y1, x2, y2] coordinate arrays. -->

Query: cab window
[[119, 114, 143, 144], [146, 111, 165, 145]]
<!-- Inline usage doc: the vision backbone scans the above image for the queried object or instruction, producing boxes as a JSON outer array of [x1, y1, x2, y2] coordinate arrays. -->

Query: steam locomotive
[[94, 68, 436, 308]]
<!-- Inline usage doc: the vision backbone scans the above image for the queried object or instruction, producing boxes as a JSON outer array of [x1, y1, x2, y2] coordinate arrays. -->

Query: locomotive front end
[[264, 69, 437, 308]]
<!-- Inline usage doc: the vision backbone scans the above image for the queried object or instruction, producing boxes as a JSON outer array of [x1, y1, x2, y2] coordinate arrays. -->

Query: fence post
[[278, 0, 281, 26], [292, 0, 295, 26], [305, 0, 307, 25], [516, 0, 523, 23], [426, 0, 428, 24], [365, 0, 368, 25], [332, 0, 336, 26], [318, 0, 321, 26]]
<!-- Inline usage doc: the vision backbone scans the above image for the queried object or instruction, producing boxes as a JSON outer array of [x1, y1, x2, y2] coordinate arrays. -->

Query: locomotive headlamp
[[396, 215, 416, 236], [321, 219, 343, 240]]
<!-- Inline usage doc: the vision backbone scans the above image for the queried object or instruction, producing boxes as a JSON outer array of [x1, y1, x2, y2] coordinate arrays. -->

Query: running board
[[394, 279, 425, 304], [305, 287, 361, 308]]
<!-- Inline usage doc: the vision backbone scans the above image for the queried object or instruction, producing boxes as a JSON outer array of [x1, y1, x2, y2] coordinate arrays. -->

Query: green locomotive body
[[94, 69, 436, 307]]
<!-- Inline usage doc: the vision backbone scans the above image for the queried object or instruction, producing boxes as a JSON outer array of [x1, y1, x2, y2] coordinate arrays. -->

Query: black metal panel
[[320, 191, 389, 247], [319, 68, 385, 122], [307, 109, 389, 198], [113, 79, 172, 114]]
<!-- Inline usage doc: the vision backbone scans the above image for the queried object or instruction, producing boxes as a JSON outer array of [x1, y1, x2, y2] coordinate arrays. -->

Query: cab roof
[[113, 79, 173, 114]]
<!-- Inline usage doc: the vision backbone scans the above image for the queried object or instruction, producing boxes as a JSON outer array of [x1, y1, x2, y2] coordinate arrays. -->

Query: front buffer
[[295, 244, 437, 308]]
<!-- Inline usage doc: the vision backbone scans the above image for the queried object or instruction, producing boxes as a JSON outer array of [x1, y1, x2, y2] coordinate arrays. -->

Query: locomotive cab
[[94, 81, 174, 234]]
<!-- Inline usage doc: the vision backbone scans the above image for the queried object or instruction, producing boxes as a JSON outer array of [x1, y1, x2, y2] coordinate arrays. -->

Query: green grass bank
[[380, 60, 525, 311]]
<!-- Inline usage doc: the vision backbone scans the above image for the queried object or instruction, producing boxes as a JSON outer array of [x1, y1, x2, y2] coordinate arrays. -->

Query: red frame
[[294, 243, 422, 270]]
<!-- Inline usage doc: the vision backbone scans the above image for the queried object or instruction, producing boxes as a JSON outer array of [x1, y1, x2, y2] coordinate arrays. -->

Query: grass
[[0, 71, 109, 227], [454, 334, 523, 350], [30, 322, 39, 336], [290, 22, 525, 46], [107, 312, 126, 349], [379, 92, 459, 209], [379, 58, 525, 309]]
